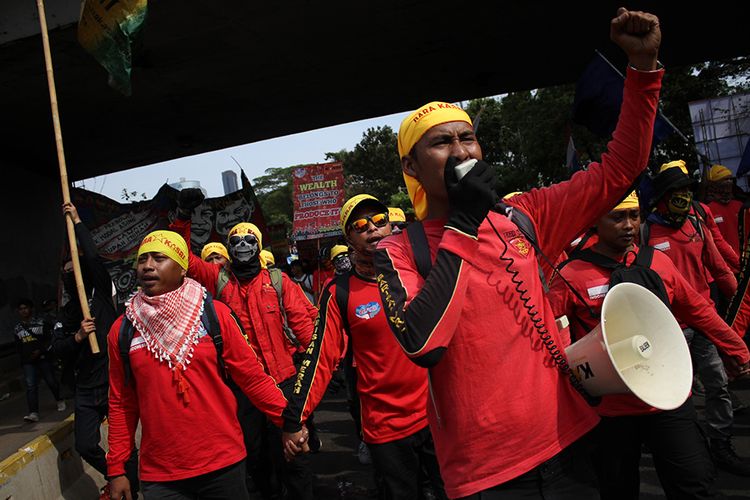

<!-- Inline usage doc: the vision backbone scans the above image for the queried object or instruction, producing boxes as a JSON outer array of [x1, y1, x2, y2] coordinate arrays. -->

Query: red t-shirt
[[707, 199, 744, 258], [284, 272, 429, 444], [548, 246, 750, 417], [107, 299, 288, 481], [701, 203, 739, 273]]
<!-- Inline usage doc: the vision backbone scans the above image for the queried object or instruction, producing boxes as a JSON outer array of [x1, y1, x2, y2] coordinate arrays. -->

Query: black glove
[[444, 157, 498, 237], [176, 188, 205, 220]]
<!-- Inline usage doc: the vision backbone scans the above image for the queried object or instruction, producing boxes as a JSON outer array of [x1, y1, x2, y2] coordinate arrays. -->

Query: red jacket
[[171, 219, 317, 383], [107, 299, 288, 481], [283, 271, 429, 444], [646, 214, 737, 305], [374, 67, 663, 498], [548, 245, 750, 417]]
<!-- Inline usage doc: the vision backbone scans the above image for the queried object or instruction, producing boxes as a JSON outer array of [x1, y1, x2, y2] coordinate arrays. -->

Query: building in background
[[222, 170, 239, 194], [690, 93, 750, 189]]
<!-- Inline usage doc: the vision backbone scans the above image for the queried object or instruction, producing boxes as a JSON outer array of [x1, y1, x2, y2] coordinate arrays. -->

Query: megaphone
[[564, 282, 693, 410]]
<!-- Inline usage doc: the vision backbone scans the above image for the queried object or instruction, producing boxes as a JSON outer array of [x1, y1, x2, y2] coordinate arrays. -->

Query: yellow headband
[[659, 159, 688, 175], [613, 191, 639, 211], [138, 230, 189, 270], [228, 222, 263, 247], [708, 164, 733, 182], [388, 207, 406, 223], [260, 249, 275, 266], [330, 245, 349, 260], [398, 102, 473, 220], [503, 191, 523, 200], [200, 242, 230, 262]]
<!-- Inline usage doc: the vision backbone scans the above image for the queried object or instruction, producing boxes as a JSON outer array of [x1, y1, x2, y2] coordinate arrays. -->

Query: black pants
[[238, 377, 314, 500], [141, 460, 249, 500], [367, 425, 447, 500], [22, 359, 60, 413], [457, 436, 599, 500], [75, 384, 139, 489], [592, 398, 716, 499]]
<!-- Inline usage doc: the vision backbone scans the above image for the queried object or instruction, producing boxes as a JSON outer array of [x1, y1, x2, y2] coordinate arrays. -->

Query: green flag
[[78, 0, 148, 96]]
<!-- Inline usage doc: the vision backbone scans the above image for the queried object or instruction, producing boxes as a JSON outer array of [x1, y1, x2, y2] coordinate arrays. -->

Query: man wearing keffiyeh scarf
[[107, 230, 295, 500]]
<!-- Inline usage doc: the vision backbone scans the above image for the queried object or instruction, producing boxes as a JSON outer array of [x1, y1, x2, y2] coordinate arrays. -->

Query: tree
[[253, 166, 294, 231], [464, 56, 750, 195], [325, 126, 406, 208], [120, 188, 148, 201]]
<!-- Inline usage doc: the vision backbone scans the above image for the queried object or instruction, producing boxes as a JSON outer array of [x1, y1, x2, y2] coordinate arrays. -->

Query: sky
[[75, 110, 413, 202]]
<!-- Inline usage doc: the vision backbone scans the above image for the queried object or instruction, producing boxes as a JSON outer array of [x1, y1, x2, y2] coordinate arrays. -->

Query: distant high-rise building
[[222, 170, 239, 194]]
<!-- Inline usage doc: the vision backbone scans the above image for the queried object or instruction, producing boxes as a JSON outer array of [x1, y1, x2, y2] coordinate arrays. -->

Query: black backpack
[[560, 246, 671, 310], [118, 293, 230, 386]]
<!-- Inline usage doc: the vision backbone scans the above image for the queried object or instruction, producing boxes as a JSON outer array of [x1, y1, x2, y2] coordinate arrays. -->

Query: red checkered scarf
[[125, 278, 205, 403]]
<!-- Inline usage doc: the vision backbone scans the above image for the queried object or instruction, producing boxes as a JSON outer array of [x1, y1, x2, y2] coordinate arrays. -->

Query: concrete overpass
[[0, 0, 748, 339]]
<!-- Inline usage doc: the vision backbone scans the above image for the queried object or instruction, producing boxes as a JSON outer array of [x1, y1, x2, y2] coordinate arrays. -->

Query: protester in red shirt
[[283, 194, 446, 499], [107, 230, 289, 500], [171, 189, 317, 500], [548, 192, 750, 498], [200, 241, 230, 266], [373, 9, 662, 498], [700, 201, 740, 273], [705, 164, 746, 259], [643, 161, 750, 476]]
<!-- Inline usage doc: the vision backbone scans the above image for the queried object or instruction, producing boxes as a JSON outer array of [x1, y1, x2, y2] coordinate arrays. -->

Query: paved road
[[2, 374, 750, 498]]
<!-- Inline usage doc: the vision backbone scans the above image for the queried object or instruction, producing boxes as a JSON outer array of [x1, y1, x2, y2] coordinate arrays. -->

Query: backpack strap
[[118, 317, 136, 386], [269, 268, 300, 348], [634, 245, 655, 268], [552, 249, 605, 320], [640, 219, 651, 246], [405, 221, 432, 280], [201, 293, 228, 382], [216, 267, 231, 298], [334, 271, 352, 336], [495, 202, 550, 291]]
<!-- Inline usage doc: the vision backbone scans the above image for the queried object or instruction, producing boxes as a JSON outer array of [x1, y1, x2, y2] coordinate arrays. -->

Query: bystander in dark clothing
[[52, 202, 138, 491], [14, 298, 64, 422]]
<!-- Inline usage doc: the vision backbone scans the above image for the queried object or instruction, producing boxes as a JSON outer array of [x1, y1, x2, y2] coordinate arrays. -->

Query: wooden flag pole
[[36, 0, 99, 353]]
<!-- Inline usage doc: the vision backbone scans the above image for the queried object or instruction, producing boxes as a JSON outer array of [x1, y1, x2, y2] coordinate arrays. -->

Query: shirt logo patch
[[509, 237, 531, 257], [355, 302, 381, 320], [653, 240, 671, 251], [587, 284, 609, 300], [714, 216, 724, 224]]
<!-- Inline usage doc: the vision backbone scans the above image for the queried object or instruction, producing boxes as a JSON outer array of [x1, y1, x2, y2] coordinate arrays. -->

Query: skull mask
[[229, 233, 259, 263]]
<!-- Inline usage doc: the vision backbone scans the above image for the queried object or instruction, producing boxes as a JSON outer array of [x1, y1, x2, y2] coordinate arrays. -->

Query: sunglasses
[[229, 234, 256, 246], [348, 212, 389, 233]]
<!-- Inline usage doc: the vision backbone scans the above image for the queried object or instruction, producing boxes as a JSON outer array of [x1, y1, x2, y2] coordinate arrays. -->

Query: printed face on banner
[[191, 205, 214, 247], [216, 198, 254, 238]]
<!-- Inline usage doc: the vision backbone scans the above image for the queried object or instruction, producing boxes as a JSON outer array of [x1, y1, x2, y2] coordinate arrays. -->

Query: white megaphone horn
[[563, 282, 693, 411]]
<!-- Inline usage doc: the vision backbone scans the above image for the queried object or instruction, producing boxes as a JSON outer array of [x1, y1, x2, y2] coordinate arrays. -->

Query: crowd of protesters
[[9, 6, 750, 500]]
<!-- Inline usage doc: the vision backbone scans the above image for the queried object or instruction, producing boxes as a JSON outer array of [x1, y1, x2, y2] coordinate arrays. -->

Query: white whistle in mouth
[[454, 159, 478, 180]]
